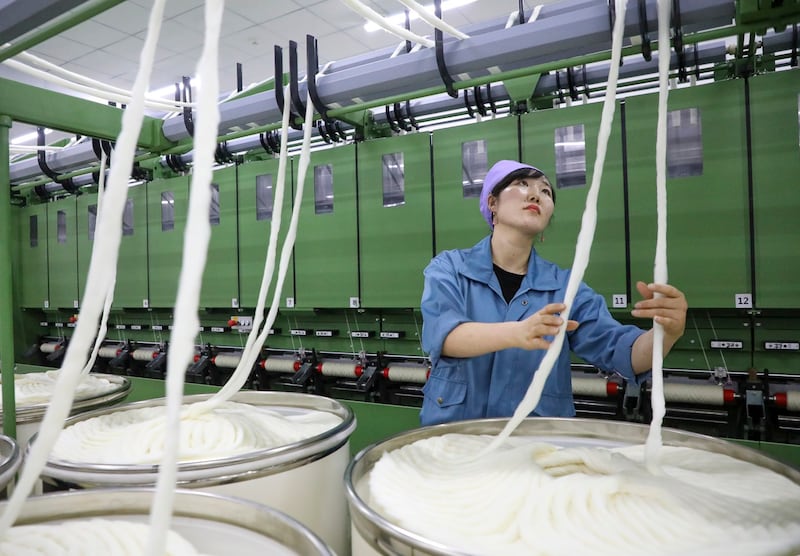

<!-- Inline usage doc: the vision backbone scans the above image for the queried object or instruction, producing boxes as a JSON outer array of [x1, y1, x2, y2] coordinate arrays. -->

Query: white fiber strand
[[644, 0, 673, 471], [145, 0, 224, 554], [394, 0, 469, 39], [479, 0, 630, 457], [190, 83, 293, 413], [340, 0, 435, 48], [0, 0, 167, 535]]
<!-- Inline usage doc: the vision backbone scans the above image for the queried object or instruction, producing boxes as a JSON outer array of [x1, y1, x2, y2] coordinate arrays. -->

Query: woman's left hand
[[631, 281, 688, 341]]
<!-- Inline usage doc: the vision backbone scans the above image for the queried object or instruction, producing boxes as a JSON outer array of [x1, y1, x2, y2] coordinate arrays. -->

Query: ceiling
[[3, 0, 536, 145]]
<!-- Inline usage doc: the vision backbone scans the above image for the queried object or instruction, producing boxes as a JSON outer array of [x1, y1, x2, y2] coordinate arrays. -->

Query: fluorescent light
[[364, 0, 478, 32], [11, 128, 52, 146]]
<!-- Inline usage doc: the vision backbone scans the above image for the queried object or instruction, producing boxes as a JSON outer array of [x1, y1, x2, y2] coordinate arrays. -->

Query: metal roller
[[774, 391, 800, 412], [382, 364, 430, 384], [39, 342, 62, 354], [98, 346, 121, 359], [261, 357, 299, 373], [212, 353, 243, 369], [317, 361, 361, 379], [662, 382, 737, 406], [571, 377, 620, 397], [132, 348, 160, 362]]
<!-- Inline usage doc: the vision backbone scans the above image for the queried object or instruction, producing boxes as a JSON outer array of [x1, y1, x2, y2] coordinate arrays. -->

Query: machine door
[[431, 116, 519, 253], [237, 157, 295, 309], [750, 70, 800, 309], [626, 79, 750, 309], [47, 196, 79, 310], [17, 203, 49, 309], [147, 175, 189, 308], [294, 143, 358, 309], [521, 101, 628, 306], [357, 132, 433, 308], [200, 165, 239, 309]]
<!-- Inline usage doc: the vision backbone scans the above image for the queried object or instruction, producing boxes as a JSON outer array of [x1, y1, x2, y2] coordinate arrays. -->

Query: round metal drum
[[0, 435, 22, 495], [39, 391, 356, 556], [0, 488, 333, 555], [346, 418, 800, 555], [0, 371, 130, 447]]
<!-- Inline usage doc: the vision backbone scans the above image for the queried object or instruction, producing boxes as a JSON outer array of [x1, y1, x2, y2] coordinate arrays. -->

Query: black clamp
[[274, 45, 303, 131], [581, 64, 590, 99], [109, 342, 133, 371], [791, 24, 798, 67], [306, 34, 347, 143], [637, 0, 652, 62], [608, 0, 616, 40], [289, 40, 307, 123], [290, 349, 318, 387], [434, 0, 458, 99], [672, 0, 687, 82], [517, 0, 526, 24], [165, 153, 190, 174], [259, 129, 281, 154], [463, 88, 475, 118], [144, 344, 168, 378], [386, 104, 402, 132], [692, 43, 700, 79], [554, 70, 565, 104], [45, 338, 67, 364], [36, 127, 80, 195], [484, 84, 497, 114], [33, 185, 49, 200], [186, 344, 212, 384], [473, 86, 487, 117], [214, 141, 238, 165], [355, 362, 380, 393], [179, 76, 194, 137], [566, 66, 579, 101]]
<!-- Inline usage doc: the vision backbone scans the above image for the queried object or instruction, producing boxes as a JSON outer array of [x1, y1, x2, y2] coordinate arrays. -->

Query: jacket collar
[[460, 235, 561, 291]]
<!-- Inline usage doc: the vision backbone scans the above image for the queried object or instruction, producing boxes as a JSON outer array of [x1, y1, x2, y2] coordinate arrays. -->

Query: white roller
[[262, 358, 298, 374], [571, 377, 611, 398], [384, 364, 429, 384], [39, 343, 61, 354], [132, 348, 160, 362], [318, 361, 360, 378], [662, 383, 728, 406], [98, 346, 121, 359], [212, 353, 242, 369]]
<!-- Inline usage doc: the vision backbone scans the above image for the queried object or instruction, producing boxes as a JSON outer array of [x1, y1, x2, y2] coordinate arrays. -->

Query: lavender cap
[[479, 160, 542, 229]]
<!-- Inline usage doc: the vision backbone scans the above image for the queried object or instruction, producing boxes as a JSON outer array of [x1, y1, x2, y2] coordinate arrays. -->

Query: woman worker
[[419, 160, 688, 426]]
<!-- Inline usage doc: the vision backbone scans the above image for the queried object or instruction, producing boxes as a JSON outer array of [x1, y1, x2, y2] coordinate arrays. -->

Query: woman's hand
[[631, 281, 688, 342], [515, 303, 579, 350]]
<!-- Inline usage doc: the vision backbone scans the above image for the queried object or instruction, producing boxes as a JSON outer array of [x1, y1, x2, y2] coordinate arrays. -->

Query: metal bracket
[[274, 45, 302, 131], [36, 127, 79, 195], [637, 0, 653, 62], [434, 0, 458, 99]]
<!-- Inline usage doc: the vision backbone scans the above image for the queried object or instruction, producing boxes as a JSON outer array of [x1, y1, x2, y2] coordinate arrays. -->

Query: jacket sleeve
[[568, 282, 646, 383], [420, 253, 471, 365]]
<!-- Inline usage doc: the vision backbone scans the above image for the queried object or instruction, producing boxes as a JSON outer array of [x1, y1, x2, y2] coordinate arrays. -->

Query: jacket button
[[521, 299, 528, 306], [437, 397, 443, 405]]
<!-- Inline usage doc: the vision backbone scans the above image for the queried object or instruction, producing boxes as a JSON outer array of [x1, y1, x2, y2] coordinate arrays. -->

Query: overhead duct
[[10, 0, 739, 187]]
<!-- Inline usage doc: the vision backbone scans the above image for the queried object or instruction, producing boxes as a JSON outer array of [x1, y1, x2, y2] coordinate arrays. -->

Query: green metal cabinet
[[200, 166, 239, 309], [47, 196, 79, 310], [294, 144, 359, 309], [147, 175, 189, 308], [749, 69, 800, 308], [357, 133, 433, 308], [16, 203, 49, 308], [521, 102, 628, 305], [237, 158, 295, 309], [431, 116, 518, 253], [626, 79, 751, 309], [77, 186, 149, 309]]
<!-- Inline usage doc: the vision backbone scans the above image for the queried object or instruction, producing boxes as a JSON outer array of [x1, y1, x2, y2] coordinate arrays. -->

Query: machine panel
[[237, 157, 295, 309], [626, 79, 751, 308], [357, 132, 433, 308], [16, 203, 49, 308], [147, 175, 189, 308], [200, 165, 239, 309], [749, 69, 800, 309], [431, 116, 519, 253], [521, 101, 628, 305], [294, 144, 359, 309], [46, 196, 79, 310]]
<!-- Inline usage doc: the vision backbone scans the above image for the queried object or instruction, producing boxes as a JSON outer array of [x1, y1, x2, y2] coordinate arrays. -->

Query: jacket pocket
[[420, 373, 468, 425]]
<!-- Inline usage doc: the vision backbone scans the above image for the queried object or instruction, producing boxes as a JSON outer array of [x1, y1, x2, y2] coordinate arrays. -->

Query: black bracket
[[693, 43, 700, 79], [179, 76, 194, 137], [37, 127, 79, 195], [485, 84, 497, 114], [518, 0, 526, 24], [672, 0, 687, 82], [608, 0, 616, 40], [214, 141, 237, 165], [473, 85, 487, 117], [394, 102, 412, 131], [434, 0, 458, 99], [259, 129, 281, 154], [637, 0, 652, 62], [581, 64, 590, 99], [385, 104, 402, 133], [289, 40, 307, 120], [33, 185, 49, 200], [463, 88, 475, 118], [554, 70, 565, 104], [306, 34, 346, 142], [166, 153, 190, 174], [566, 66, 579, 101], [274, 45, 302, 131], [791, 23, 798, 67]]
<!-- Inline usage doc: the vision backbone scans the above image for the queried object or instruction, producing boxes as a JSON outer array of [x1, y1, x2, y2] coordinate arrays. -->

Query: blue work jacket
[[419, 235, 645, 426]]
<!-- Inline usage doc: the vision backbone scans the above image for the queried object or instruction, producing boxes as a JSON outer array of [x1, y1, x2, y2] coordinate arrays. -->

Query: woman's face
[[489, 176, 554, 236]]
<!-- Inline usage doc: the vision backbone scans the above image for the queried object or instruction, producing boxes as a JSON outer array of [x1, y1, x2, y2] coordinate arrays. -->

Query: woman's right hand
[[514, 303, 579, 350]]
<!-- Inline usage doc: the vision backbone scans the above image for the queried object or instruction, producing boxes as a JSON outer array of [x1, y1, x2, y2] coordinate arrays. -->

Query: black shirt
[[493, 264, 525, 304]]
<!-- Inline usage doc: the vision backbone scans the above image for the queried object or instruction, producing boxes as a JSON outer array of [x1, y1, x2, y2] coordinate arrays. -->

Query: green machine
[[4, 1, 800, 464]]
